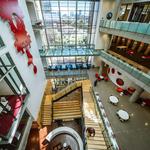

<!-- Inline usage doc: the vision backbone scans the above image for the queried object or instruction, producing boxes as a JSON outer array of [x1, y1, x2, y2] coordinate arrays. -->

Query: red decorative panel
[[111, 68, 115, 74], [0, 0, 37, 74], [116, 78, 124, 86]]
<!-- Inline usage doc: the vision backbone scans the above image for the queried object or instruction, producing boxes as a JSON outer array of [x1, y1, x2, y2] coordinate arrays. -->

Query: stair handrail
[[52, 82, 82, 101]]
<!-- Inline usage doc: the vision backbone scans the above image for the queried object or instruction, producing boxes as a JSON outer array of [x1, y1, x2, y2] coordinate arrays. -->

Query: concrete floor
[[88, 69, 150, 150]]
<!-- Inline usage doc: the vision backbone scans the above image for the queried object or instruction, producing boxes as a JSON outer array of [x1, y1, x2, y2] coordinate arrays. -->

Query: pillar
[[129, 85, 144, 103], [99, 61, 104, 75]]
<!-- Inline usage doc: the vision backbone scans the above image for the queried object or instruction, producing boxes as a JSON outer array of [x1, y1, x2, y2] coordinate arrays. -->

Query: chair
[[95, 73, 99, 78]]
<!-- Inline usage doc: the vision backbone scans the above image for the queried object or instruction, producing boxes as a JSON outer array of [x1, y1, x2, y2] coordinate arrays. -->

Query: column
[[129, 85, 144, 103], [98, 61, 104, 75]]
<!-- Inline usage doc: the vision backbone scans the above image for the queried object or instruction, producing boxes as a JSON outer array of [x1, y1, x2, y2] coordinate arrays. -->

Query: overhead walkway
[[81, 80, 107, 150], [39, 45, 101, 57]]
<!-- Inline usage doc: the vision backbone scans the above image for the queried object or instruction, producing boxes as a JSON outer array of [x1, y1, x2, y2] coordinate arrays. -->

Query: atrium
[[0, 0, 150, 150]]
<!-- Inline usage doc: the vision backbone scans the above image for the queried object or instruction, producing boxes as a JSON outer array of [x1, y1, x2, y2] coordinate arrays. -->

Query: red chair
[[104, 76, 109, 81], [97, 77, 101, 81], [116, 87, 123, 93], [127, 87, 136, 94], [102, 73, 106, 77]]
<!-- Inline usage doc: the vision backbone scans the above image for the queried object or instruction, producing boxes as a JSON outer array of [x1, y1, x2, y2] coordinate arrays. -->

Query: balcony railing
[[100, 50, 150, 88], [99, 20, 150, 36], [39, 45, 101, 57]]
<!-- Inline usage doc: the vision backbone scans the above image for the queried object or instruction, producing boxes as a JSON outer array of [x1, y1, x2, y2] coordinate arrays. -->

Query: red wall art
[[0, 0, 37, 74]]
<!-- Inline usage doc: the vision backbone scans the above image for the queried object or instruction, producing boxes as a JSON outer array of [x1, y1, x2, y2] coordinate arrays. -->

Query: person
[[94, 79, 98, 87], [86, 127, 95, 137]]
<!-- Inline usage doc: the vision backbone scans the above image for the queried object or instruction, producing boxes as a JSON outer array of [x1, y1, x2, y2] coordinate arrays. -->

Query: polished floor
[[88, 69, 150, 150]]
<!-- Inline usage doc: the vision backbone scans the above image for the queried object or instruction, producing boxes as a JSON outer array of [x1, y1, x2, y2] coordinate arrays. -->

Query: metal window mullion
[[75, 1, 78, 49], [39, 0, 49, 48], [58, 1, 63, 51], [49, 1, 56, 48], [88, 1, 95, 46]]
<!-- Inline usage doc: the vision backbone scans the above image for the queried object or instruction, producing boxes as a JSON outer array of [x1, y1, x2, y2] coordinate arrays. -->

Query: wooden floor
[[81, 80, 107, 150]]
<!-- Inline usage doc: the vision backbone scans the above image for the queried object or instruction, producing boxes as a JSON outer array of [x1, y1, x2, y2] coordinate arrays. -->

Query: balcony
[[99, 50, 150, 92], [99, 20, 150, 43]]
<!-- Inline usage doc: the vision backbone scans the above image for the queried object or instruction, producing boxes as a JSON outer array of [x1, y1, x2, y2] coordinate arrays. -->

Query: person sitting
[[86, 127, 95, 137]]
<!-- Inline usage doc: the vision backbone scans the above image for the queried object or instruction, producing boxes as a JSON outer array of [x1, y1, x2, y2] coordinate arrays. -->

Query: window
[[35, 0, 99, 49]]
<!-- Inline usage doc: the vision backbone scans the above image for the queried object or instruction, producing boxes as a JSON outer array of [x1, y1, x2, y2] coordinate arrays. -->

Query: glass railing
[[99, 20, 150, 36], [45, 70, 88, 78], [91, 88, 120, 150], [100, 50, 150, 87], [39, 44, 101, 57]]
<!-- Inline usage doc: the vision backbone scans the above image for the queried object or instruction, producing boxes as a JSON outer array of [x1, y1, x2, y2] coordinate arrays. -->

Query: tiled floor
[[88, 69, 150, 150]]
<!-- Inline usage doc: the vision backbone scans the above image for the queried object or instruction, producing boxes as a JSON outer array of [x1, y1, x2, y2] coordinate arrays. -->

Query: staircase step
[[53, 112, 81, 117], [53, 114, 82, 120], [87, 144, 107, 150], [87, 139, 106, 145], [53, 109, 81, 114]]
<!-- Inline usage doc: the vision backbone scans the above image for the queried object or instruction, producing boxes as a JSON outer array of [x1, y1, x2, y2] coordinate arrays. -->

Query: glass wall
[[35, 0, 99, 49]]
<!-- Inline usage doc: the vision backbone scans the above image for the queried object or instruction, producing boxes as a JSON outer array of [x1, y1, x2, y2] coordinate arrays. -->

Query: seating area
[[47, 63, 92, 71]]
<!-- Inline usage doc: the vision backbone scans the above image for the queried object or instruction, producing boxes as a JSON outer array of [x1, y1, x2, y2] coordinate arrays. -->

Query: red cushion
[[116, 87, 123, 92], [95, 73, 99, 78], [104, 77, 109, 81], [97, 77, 101, 81]]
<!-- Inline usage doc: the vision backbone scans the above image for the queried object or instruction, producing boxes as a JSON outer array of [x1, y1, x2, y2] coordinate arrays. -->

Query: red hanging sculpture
[[0, 0, 37, 74]]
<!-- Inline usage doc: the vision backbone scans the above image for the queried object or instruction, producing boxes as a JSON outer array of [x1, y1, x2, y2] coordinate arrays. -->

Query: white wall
[[0, 0, 46, 119]]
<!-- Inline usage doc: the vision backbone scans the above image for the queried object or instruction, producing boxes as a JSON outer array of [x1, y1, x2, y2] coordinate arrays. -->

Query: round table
[[117, 110, 129, 121], [109, 96, 119, 105]]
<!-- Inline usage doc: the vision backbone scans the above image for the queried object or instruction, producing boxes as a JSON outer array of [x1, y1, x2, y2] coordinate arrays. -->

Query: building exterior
[[0, 0, 150, 149]]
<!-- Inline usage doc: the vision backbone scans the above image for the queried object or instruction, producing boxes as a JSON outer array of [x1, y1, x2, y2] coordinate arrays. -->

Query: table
[[117, 46, 127, 50], [116, 109, 129, 121], [109, 96, 119, 105]]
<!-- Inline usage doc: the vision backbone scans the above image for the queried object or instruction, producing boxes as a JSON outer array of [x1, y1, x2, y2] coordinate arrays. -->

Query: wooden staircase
[[41, 95, 52, 126], [81, 80, 107, 150], [40, 80, 53, 126], [53, 100, 82, 121]]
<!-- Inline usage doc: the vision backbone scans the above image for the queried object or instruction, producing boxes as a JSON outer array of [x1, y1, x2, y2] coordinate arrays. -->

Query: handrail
[[91, 88, 119, 150], [52, 82, 82, 101], [99, 20, 150, 36]]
